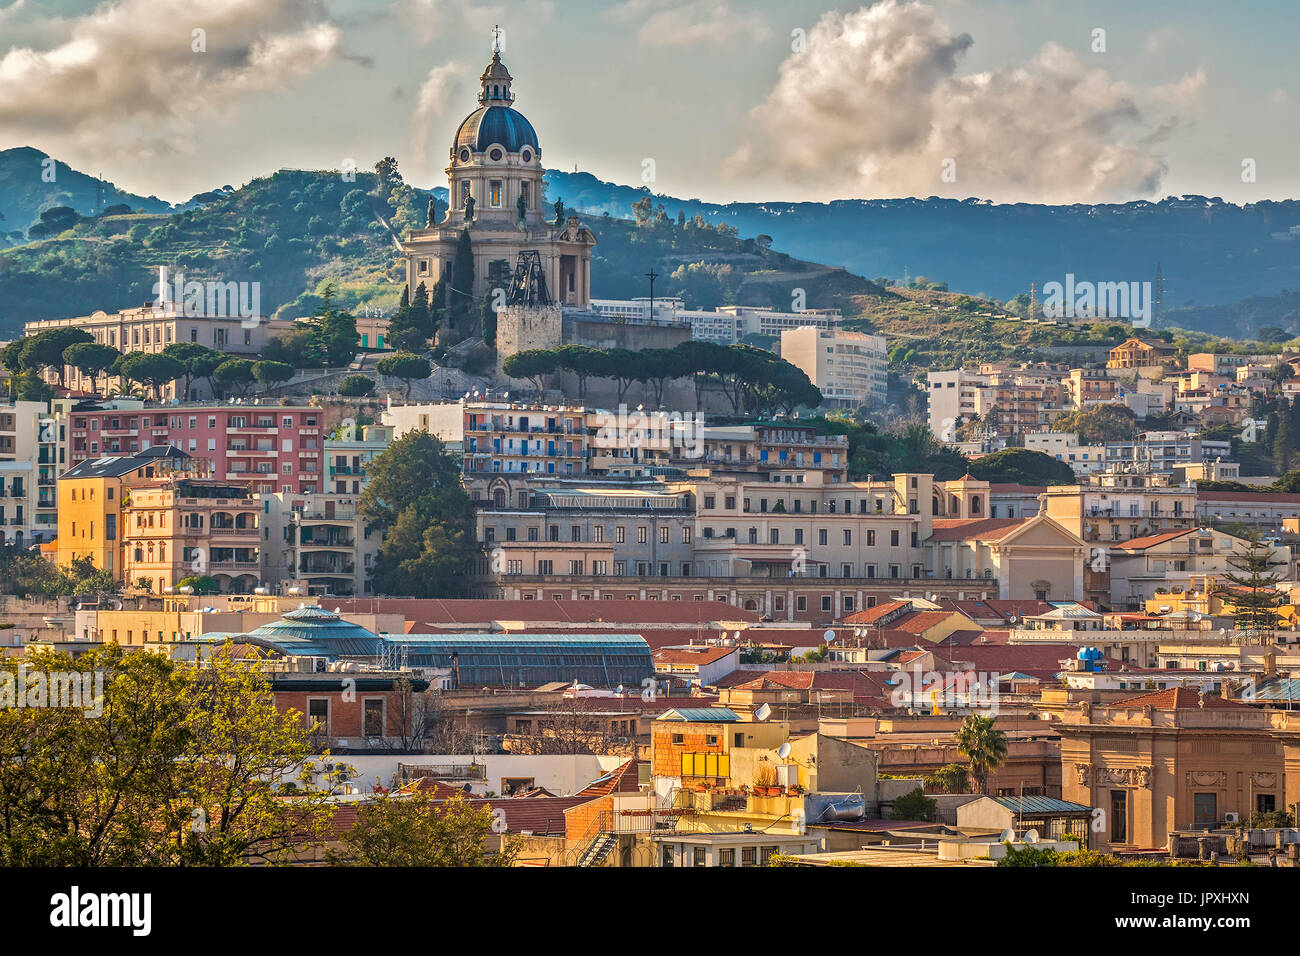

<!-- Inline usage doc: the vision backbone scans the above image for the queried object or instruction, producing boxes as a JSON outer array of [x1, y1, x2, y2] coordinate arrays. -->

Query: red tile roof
[[1111, 529, 1195, 550], [843, 600, 911, 625], [332, 598, 760, 627], [653, 645, 738, 666], [1112, 687, 1255, 710], [576, 758, 643, 797], [1198, 491, 1300, 503]]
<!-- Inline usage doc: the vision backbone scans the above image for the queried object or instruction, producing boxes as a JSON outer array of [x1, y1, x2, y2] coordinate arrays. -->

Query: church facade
[[402, 51, 596, 312]]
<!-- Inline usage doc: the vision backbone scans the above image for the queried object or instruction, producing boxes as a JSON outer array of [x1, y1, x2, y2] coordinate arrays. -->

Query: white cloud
[[410, 61, 464, 171], [727, 0, 1195, 203], [613, 0, 770, 49], [0, 0, 348, 163]]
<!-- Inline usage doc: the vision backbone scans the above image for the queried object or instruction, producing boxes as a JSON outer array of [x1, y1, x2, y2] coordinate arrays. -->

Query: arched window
[[971, 495, 982, 515]]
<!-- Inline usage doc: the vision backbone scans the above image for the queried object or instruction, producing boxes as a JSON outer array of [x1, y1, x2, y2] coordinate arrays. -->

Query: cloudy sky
[[0, 0, 1295, 206]]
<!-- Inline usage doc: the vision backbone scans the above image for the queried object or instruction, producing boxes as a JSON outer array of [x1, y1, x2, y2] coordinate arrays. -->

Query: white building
[[1024, 431, 1106, 476], [780, 327, 887, 409], [926, 369, 989, 439]]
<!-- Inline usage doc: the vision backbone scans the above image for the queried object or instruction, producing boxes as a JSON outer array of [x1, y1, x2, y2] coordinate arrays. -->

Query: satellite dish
[[1024, 829, 1040, 844], [776, 742, 791, 760], [755, 703, 772, 721], [1000, 828, 1014, 843], [733, 631, 741, 641], [822, 628, 835, 643]]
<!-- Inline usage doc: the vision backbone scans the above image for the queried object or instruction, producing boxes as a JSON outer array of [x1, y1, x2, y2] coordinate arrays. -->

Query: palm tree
[[955, 714, 1008, 795]]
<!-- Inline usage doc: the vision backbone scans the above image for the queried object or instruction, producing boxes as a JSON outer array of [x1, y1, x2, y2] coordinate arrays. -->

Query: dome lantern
[[478, 50, 514, 106]]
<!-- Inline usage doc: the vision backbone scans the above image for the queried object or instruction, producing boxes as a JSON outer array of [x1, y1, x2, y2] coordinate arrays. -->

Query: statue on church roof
[[554, 198, 564, 227], [427, 197, 437, 227], [517, 190, 527, 222], [464, 194, 476, 223]]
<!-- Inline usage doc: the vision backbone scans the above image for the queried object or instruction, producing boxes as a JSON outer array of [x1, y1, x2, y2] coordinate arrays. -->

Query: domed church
[[402, 49, 596, 312]]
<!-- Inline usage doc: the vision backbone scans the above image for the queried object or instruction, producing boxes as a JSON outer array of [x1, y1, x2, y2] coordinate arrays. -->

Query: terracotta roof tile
[[1112, 687, 1255, 710]]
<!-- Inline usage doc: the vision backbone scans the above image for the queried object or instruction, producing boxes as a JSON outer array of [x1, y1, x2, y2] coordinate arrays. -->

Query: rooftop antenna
[[1029, 281, 1037, 321]]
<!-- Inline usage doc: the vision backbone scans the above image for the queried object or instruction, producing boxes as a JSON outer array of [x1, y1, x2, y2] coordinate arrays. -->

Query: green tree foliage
[[61, 342, 119, 395], [20, 328, 93, 387], [213, 358, 256, 397], [1051, 404, 1140, 443], [966, 447, 1076, 486], [955, 714, 1008, 795], [375, 352, 431, 400], [327, 793, 517, 866], [387, 282, 434, 352], [1215, 533, 1286, 630], [307, 283, 359, 368], [501, 349, 559, 394], [0, 647, 344, 865], [338, 374, 375, 397], [447, 229, 476, 335], [117, 352, 184, 400], [177, 575, 219, 594], [252, 360, 295, 388], [891, 787, 938, 822], [358, 432, 479, 597], [161, 343, 224, 399], [924, 763, 971, 794]]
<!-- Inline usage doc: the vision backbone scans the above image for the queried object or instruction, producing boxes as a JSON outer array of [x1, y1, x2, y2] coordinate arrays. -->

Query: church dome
[[451, 50, 540, 157], [454, 105, 539, 154]]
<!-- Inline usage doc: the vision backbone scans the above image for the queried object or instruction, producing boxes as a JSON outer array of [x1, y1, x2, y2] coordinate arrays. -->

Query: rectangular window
[[1110, 790, 1128, 843], [362, 700, 384, 737]]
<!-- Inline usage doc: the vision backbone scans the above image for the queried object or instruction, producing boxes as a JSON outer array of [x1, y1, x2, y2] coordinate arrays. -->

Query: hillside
[[542, 170, 1300, 333], [0, 147, 174, 240], [849, 287, 1280, 381], [0, 157, 885, 333]]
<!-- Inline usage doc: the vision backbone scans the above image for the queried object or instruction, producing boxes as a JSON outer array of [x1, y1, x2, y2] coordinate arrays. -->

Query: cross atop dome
[[479, 47, 514, 106]]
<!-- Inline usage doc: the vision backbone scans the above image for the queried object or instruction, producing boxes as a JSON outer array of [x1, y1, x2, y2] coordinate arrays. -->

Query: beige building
[[122, 476, 262, 595], [1056, 688, 1300, 853], [780, 326, 887, 408], [25, 302, 292, 400]]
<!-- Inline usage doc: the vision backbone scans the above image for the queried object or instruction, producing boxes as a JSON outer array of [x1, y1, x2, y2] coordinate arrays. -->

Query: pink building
[[67, 404, 325, 494]]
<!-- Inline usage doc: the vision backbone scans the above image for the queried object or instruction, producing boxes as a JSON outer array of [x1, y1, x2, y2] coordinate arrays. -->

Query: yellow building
[[57, 445, 192, 575], [1106, 338, 1178, 370]]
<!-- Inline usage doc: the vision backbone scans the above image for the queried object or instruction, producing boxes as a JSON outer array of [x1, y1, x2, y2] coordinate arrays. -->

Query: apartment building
[[0, 402, 61, 544], [972, 380, 1070, 440], [384, 400, 587, 476], [1024, 431, 1106, 476], [689, 424, 849, 481], [1045, 470, 1197, 546], [261, 493, 380, 597], [25, 304, 293, 400], [1107, 527, 1288, 609], [122, 476, 261, 595], [1066, 368, 1118, 409], [56, 445, 193, 575], [780, 327, 887, 409], [1104, 431, 1232, 476], [324, 423, 392, 495], [926, 369, 987, 438], [66, 402, 325, 492]]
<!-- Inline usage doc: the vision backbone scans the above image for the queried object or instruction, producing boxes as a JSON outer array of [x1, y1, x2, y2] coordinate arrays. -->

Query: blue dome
[[455, 106, 539, 154]]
